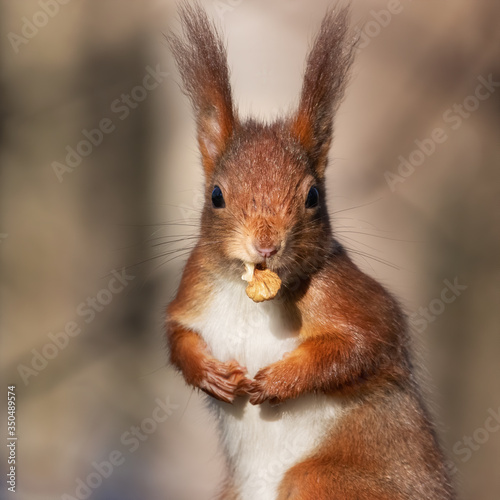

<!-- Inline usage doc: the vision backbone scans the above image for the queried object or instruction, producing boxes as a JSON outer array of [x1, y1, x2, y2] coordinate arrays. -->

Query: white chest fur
[[194, 278, 299, 377], [190, 278, 343, 500]]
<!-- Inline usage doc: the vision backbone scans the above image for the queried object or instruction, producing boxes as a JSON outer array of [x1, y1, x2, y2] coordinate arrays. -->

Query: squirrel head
[[169, 3, 354, 280]]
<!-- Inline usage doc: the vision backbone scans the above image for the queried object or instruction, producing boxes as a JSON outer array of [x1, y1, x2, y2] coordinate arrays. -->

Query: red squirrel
[[166, 4, 455, 499]]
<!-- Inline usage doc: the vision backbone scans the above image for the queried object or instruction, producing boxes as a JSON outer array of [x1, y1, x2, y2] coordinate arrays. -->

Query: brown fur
[[166, 4, 455, 499], [168, 3, 237, 177], [291, 7, 354, 178]]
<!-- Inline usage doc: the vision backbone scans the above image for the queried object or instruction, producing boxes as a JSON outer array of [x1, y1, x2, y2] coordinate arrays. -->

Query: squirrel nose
[[255, 244, 279, 258]]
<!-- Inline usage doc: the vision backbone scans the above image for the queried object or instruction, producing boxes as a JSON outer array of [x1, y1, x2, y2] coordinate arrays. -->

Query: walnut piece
[[241, 263, 282, 303]]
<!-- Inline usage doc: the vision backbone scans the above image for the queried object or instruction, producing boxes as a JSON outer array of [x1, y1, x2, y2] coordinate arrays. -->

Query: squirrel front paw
[[198, 358, 248, 404], [247, 354, 307, 406], [247, 364, 289, 406]]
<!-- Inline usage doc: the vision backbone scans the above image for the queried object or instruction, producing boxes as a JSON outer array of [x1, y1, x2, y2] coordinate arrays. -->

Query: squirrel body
[[184, 260, 342, 499], [166, 5, 455, 499]]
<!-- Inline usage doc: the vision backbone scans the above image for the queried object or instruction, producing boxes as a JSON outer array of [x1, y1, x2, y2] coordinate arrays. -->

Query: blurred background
[[1, 0, 499, 498]]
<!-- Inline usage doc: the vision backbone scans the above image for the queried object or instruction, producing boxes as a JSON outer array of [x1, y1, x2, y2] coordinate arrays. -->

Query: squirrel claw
[[247, 364, 289, 405], [236, 376, 253, 396], [247, 376, 273, 405], [199, 358, 247, 403]]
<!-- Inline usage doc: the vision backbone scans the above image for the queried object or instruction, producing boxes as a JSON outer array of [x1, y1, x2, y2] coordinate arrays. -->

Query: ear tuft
[[291, 7, 355, 178], [168, 2, 236, 178]]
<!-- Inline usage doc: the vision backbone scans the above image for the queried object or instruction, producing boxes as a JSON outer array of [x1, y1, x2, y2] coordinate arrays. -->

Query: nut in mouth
[[241, 262, 282, 303]]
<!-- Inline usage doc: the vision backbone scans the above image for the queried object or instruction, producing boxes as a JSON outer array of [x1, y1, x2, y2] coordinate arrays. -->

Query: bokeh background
[[1, 0, 499, 498]]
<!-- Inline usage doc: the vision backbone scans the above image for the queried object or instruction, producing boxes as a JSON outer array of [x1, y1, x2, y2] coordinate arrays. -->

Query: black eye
[[305, 186, 319, 208], [211, 185, 225, 208]]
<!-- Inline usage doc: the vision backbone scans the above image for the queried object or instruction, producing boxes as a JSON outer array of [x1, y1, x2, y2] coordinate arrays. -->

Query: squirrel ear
[[169, 3, 236, 179], [291, 8, 354, 179]]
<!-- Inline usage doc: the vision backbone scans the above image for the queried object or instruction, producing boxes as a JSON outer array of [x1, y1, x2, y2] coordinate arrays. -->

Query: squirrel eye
[[211, 185, 225, 208], [305, 186, 319, 208]]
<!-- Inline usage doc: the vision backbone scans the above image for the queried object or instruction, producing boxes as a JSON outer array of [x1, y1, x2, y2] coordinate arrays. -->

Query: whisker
[[140, 249, 196, 289], [343, 247, 401, 271], [329, 198, 383, 217], [335, 229, 417, 243]]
